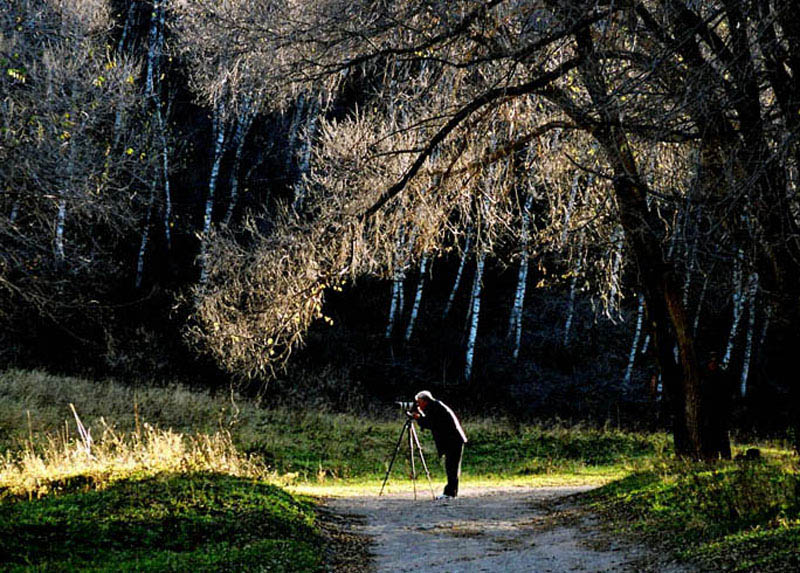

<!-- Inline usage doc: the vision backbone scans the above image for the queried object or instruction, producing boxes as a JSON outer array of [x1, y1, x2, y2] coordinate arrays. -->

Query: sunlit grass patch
[[587, 455, 800, 571], [0, 421, 270, 499], [0, 472, 322, 572]]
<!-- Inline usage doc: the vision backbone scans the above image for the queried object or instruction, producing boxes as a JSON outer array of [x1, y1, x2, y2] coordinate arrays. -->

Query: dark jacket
[[417, 399, 467, 456]]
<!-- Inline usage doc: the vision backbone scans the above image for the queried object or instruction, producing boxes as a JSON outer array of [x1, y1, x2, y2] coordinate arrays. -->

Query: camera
[[395, 401, 419, 416]]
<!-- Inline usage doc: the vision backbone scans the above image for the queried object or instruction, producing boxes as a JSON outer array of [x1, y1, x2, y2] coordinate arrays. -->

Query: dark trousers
[[443, 443, 464, 497]]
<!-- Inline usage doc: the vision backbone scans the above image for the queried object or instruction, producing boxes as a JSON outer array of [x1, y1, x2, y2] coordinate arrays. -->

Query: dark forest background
[[1, 0, 797, 448]]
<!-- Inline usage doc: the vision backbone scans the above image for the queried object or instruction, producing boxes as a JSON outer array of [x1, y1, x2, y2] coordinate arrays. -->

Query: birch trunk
[[223, 99, 255, 225], [563, 236, 584, 346], [404, 255, 429, 342], [443, 231, 472, 320], [155, 104, 172, 249], [510, 255, 529, 361], [641, 334, 650, 356], [199, 100, 228, 283], [285, 94, 306, 171], [145, 1, 162, 99], [740, 272, 759, 397], [385, 277, 404, 339], [55, 147, 76, 263], [385, 230, 411, 339], [464, 253, 485, 381], [55, 192, 66, 262], [722, 249, 746, 369], [117, 1, 137, 54], [293, 99, 319, 213], [135, 177, 157, 288], [623, 293, 646, 386], [508, 194, 534, 359]]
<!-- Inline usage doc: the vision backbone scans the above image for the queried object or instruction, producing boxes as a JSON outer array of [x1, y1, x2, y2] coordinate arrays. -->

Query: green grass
[[4, 368, 798, 571], [0, 368, 669, 490], [586, 457, 800, 572], [0, 472, 322, 572]]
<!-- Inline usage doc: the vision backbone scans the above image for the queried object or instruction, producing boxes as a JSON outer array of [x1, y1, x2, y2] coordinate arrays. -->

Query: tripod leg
[[379, 419, 410, 496], [410, 423, 436, 500], [409, 421, 417, 500]]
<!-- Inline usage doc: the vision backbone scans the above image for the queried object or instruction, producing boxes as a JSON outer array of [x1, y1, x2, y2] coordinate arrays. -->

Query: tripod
[[379, 416, 435, 499]]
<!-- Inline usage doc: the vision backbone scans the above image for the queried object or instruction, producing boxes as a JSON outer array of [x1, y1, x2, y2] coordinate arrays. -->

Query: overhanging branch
[[359, 56, 585, 220]]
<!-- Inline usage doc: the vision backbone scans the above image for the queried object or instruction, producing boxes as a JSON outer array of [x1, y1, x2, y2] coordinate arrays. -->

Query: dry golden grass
[[0, 420, 275, 498]]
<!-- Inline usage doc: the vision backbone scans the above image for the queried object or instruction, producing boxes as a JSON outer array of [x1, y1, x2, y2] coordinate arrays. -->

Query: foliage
[[0, 0, 156, 346], [587, 457, 800, 572]]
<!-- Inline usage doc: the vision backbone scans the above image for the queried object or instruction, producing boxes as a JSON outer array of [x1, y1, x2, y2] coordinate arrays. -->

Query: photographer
[[410, 390, 467, 499]]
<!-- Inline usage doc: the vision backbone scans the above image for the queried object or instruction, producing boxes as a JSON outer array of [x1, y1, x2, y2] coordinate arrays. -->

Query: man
[[411, 390, 467, 499]]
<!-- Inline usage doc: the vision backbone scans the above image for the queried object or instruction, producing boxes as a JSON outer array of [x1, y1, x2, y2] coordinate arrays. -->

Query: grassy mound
[[0, 472, 321, 572], [587, 457, 800, 572]]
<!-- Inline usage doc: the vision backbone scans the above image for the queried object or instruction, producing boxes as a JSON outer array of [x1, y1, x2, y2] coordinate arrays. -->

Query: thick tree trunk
[[568, 23, 718, 459]]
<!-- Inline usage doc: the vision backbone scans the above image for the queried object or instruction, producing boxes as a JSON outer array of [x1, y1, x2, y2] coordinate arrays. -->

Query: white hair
[[415, 390, 434, 401]]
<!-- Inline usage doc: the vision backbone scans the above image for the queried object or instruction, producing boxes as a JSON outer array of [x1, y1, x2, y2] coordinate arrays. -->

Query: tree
[[183, 0, 800, 457], [0, 0, 155, 350]]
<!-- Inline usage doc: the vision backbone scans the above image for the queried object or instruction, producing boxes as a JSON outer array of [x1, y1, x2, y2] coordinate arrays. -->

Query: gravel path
[[324, 485, 694, 573]]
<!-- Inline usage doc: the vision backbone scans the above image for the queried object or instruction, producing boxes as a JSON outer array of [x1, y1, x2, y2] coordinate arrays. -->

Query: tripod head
[[395, 400, 420, 418]]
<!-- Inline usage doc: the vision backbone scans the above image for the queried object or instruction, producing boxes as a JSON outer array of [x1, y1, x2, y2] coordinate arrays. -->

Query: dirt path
[[324, 485, 694, 573]]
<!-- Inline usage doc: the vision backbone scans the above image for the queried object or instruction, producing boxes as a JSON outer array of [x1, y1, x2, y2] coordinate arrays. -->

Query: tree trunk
[[739, 272, 759, 397], [145, 0, 162, 100], [443, 231, 471, 320], [155, 104, 172, 250], [404, 255, 429, 342], [508, 194, 533, 359], [624, 293, 646, 387], [199, 100, 228, 283], [293, 99, 319, 213], [135, 177, 157, 289], [563, 234, 583, 346], [569, 23, 716, 458], [722, 250, 745, 369], [464, 253, 485, 382], [224, 99, 255, 226]]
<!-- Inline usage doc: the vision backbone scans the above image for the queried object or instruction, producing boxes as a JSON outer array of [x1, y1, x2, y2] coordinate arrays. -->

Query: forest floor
[[322, 485, 695, 573]]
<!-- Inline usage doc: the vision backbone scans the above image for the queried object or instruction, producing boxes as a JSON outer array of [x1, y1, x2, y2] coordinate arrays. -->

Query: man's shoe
[[435, 494, 453, 500]]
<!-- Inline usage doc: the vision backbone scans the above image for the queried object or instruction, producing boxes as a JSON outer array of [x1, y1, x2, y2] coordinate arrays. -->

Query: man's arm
[[413, 409, 431, 429]]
